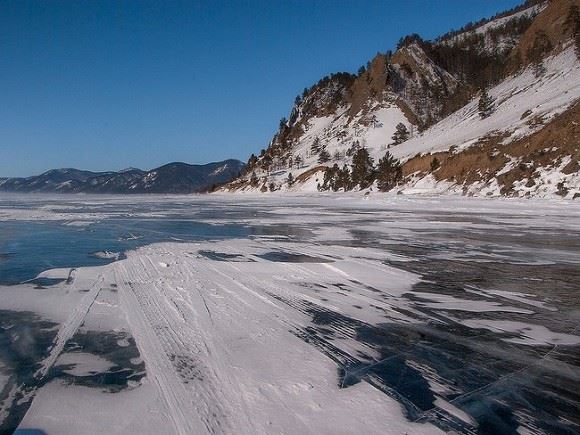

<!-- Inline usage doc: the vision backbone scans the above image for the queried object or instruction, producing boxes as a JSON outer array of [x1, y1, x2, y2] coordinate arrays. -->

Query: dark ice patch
[[0, 310, 60, 434], [28, 277, 66, 289], [198, 250, 251, 262], [257, 251, 333, 263], [54, 330, 145, 391], [0, 252, 15, 261]]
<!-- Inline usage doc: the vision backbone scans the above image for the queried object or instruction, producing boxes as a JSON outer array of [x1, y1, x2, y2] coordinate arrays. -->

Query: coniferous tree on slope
[[321, 163, 352, 192], [351, 148, 375, 189], [310, 137, 321, 155], [250, 171, 259, 186], [391, 123, 410, 145], [376, 152, 402, 191], [337, 164, 351, 191], [247, 154, 258, 168], [478, 89, 495, 119], [318, 146, 331, 163], [322, 164, 339, 191], [430, 157, 440, 172], [294, 155, 303, 168]]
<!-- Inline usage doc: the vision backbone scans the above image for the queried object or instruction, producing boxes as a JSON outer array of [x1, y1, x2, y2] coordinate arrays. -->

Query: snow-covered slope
[[221, 0, 579, 199], [439, 1, 547, 54], [222, 47, 579, 197], [391, 46, 579, 161]]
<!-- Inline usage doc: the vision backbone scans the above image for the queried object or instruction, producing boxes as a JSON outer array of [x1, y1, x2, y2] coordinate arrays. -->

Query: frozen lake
[[1, 194, 579, 434]]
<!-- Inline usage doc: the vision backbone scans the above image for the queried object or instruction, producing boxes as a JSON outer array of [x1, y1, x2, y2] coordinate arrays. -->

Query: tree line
[[319, 148, 402, 192]]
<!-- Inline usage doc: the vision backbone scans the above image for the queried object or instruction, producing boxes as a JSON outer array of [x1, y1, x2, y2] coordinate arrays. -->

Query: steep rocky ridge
[[221, 0, 579, 198]]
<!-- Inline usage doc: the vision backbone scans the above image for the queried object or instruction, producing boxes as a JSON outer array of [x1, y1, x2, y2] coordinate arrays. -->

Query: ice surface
[[1, 194, 579, 434], [462, 319, 580, 346]]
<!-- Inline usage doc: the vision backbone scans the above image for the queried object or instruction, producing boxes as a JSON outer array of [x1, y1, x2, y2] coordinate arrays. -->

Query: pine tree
[[337, 164, 351, 191], [310, 137, 321, 155], [351, 148, 375, 189], [346, 141, 360, 157], [321, 164, 339, 191], [391, 123, 410, 145], [376, 152, 402, 191], [250, 171, 258, 186], [287, 172, 294, 186], [318, 146, 331, 163], [533, 61, 546, 78], [247, 154, 257, 166], [478, 89, 495, 119], [246, 154, 258, 174], [261, 153, 272, 170], [294, 155, 303, 168], [430, 157, 440, 172]]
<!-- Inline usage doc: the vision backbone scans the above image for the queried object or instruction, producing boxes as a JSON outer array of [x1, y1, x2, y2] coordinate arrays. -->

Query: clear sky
[[1, 0, 522, 177]]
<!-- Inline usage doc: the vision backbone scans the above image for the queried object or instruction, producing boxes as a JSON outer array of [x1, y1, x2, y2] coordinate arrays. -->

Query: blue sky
[[0, 0, 522, 177]]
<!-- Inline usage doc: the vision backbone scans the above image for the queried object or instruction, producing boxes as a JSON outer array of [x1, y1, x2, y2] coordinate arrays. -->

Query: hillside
[[0, 160, 244, 194], [220, 0, 580, 198]]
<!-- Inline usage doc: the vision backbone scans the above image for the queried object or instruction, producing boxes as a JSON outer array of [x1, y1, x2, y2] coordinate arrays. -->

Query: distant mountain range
[[0, 160, 245, 194]]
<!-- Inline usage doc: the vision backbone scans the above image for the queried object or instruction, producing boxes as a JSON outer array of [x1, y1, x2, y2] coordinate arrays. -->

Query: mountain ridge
[[0, 160, 245, 194]]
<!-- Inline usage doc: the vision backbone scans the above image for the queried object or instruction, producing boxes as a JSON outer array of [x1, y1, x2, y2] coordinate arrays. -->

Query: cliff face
[[223, 0, 580, 199], [514, 0, 579, 65], [389, 44, 460, 125]]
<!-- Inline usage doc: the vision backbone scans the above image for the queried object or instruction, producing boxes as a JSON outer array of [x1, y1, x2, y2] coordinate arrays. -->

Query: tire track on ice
[[115, 256, 232, 435], [187, 260, 317, 434], [35, 274, 104, 379], [5, 272, 106, 428]]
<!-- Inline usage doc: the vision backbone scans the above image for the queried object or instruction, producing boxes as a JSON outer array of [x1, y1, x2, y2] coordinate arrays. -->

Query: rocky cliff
[[221, 0, 580, 199]]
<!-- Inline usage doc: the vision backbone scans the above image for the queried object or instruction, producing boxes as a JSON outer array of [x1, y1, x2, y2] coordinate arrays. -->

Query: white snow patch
[[56, 352, 115, 376], [462, 319, 580, 346]]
